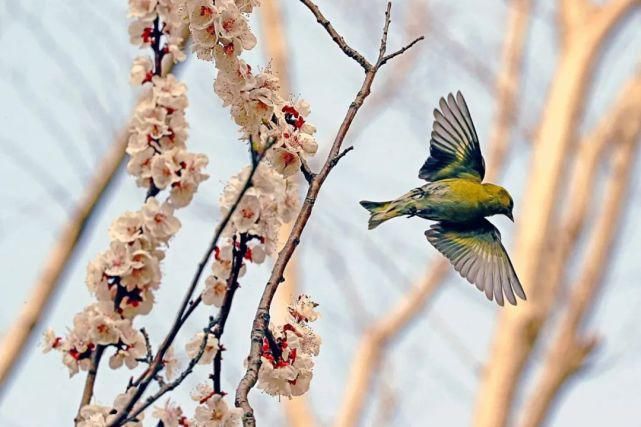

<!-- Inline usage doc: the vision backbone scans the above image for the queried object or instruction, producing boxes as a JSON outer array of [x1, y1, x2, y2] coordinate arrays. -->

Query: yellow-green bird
[[360, 92, 525, 306]]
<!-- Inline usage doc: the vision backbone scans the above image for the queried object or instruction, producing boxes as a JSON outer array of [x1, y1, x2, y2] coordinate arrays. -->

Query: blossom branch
[[235, 2, 423, 424], [120, 231, 250, 424], [108, 145, 269, 426]]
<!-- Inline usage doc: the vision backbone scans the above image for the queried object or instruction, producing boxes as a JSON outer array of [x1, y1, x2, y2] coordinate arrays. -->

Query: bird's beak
[[506, 211, 514, 222]]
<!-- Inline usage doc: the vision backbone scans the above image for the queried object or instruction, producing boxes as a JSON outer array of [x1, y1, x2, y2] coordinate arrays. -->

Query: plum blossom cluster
[[44, 196, 185, 375], [184, 0, 318, 308], [152, 399, 189, 427], [75, 388, 144, 427], [127, 74, 208, 207], [128, 0, 187, 66], [257, 295, 321, 398], [43, 0, 205, 380], [128, 0, 208, 205], [201, 164, 300, 307], [189, 383, 242, 426], [185, 0, 318, 177], [42, 303, 148, 377]]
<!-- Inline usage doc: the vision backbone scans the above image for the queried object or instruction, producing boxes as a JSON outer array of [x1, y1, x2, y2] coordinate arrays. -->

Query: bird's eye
[[412, 189, 424, 199]]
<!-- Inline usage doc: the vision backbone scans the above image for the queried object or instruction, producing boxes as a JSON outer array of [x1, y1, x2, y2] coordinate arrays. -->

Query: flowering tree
[[40, 0, 421, 426]]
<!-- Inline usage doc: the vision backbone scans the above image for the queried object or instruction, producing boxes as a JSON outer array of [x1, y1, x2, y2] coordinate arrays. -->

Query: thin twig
[[212, 234, 250, 394], [380, 36, 425, 66], [75, 345, 105, 422], [299, 158, 316, 184], [235, 2, 423, 425], [298, 0, 374, 71], [330, 146, 355, 167], [139, 328, 154, 364]]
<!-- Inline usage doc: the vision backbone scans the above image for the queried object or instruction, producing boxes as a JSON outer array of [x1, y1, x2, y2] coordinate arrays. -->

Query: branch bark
[[473, 2, 640, 426], [235, 2, 423, 425]]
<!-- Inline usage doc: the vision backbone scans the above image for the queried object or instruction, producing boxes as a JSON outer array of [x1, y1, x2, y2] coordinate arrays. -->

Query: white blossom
[[41, 328, 62, 353], [109, 211, 144, 243], [163, 346, 180, 380], [77, 404, 110, 427], [142, 197, 181, 242], [186, 332, 219, 364], [256, 295, 321, 398], [130, 56, 154, 85], [104, 241, 133, 277], [193, 393, 241, 426], [202, 276, 227, 307], [129, 0, 158, 19], [152, 399, 186, 427]]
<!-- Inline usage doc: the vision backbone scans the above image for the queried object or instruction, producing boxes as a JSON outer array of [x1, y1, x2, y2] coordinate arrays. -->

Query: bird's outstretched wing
[[419, 92, 485, 182], [425, 218, 525, 306]]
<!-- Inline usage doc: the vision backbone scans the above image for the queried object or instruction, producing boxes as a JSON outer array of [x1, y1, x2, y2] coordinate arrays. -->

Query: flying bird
[[360, 92, 525, 306]]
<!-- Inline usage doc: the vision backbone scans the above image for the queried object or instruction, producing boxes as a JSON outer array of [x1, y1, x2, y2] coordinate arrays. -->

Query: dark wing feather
[[425, 219, 525, 306], [419, 92, 485, 182]]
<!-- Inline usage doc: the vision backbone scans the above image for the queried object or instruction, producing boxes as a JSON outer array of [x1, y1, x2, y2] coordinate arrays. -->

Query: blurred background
[[1, 0, 641, 425]]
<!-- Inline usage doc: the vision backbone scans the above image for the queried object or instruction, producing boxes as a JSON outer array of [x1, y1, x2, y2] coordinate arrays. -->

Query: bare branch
[[298, 0, 374, 71], [299, 158, 316, 184], [377, 2, 393, 60], [235, 2, 423, 424], [380, 36, 425, 66], [330, 146, 355, 167]]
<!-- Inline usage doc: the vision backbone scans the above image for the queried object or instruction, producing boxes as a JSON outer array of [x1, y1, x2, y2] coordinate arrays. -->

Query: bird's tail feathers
[[359, 200, 399, 229]]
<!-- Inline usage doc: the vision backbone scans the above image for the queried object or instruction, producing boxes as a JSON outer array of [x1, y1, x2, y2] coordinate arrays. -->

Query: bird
[[360, 91, 525, 306]]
